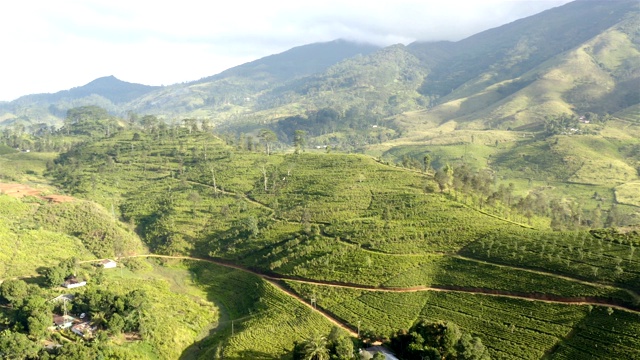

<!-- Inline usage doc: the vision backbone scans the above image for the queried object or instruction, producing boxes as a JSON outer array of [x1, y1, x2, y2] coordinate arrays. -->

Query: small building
[[62, 276, 86, 289], [71, 322, 94, 338], [52, 315, 75, 329], [98, 259, 117, 269], [361, 346, 399, 360]]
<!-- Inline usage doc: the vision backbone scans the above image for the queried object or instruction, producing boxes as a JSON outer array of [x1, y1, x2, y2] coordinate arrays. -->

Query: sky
[[0, 0, 571, 101]]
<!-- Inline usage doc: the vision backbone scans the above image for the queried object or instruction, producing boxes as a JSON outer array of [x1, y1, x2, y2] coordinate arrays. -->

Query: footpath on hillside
[[115, 254, 640, 324]]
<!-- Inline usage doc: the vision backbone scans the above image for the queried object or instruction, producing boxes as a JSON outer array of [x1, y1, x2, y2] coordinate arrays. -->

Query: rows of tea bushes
[[324, 191, 528, 253], [285, 282, 640, 360], [547, 306, 640, 359], [221, 281, 337, 359], [381, 256, 636, 305], [284, 282, 426, 337], [417, 292, 589, 360], [49, 129, 536, 261], [249, 153, 427, 223], [461, 229, 640, 292], [187, 261, 337, 359], [233, 226, 638, 306], [249, 231, 434, 286]]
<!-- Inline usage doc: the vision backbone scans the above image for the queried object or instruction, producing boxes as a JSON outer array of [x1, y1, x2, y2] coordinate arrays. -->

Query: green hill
[[40, 124, 639, 358], [1, 0, 639, 357], [0, 113, 639, 358]]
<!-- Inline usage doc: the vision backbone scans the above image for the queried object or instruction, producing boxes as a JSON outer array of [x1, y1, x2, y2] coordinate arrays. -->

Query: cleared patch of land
[[616, 182, 640, 207], [0, 182, 75, 203]]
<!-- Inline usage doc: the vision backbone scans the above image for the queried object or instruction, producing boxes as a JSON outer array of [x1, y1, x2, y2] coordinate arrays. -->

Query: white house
[[361, 346, 399, 360], [98, 259, 117, 269], [52, 315, 75, 329], [62, 276, 86, 289]]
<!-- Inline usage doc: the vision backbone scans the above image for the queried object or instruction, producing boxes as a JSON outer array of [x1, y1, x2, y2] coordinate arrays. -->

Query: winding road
[[106, 253, 639, 338]]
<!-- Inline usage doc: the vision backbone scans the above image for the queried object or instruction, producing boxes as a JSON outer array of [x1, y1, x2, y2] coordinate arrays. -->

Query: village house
[[52, 315, 75, 330], [361, 346, 399, 360], [62, 276, 86, 289], [71, 322, 95, 338], [98, 259, 117, 269]]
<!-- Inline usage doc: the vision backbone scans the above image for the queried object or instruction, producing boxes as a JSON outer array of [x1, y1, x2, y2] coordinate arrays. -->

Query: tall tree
[[303, 333, 330, 360], [423, 154, 432, 174], [0, 279, 29, 306], [294, 130, 307, 154], [435, 164, 453, 192], [258, 129, 277, 155], [0, 330, 39, 359]]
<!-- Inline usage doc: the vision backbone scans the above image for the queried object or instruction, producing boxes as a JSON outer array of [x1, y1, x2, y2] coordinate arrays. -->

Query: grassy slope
[[402, 12, 639, 131], [0, 195, 94, 278], [376, 120, 640, 227], [95, 263, 218, 360], [374, 14, 640, 228], [185, 260, 338, 360], [5, 129, 635, 358]]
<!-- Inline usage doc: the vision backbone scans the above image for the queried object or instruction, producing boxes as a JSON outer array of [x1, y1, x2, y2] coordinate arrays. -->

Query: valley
[[0, 0, 639, 359]]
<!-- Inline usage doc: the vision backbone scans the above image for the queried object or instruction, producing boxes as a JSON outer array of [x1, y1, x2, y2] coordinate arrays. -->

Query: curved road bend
[[114, 255, 640, 316]]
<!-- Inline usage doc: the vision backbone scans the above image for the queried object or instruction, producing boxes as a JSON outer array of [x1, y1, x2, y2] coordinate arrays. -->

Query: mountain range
[[0, 0, 638, 132]]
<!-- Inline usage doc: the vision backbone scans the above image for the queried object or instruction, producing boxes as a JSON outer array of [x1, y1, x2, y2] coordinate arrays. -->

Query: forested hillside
[[0, 1, 639, 359]]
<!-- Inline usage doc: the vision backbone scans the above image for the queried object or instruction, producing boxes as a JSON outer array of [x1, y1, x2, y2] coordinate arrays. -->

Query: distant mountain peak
[[196, 39, 381, 84], [9, 76, 160, 107]]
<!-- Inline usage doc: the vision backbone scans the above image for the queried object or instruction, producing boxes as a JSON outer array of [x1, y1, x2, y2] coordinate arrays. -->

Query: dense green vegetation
[[1, 1, 639, 354], [389, 320, 490, 360], [0, 259, 217, 359], [460, 229, 640, 293], [284, 282, 640, 360]]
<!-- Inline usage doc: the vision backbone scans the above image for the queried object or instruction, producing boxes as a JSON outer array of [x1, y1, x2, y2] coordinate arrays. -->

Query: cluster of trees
[[542, 113, 610, 137], [127, 112, 213, 137], [417, 161, 614, 230], [73, 288, 147, 335], [292, 328, 356, 360], [0, 122, 72, 153], [390, 320, 490, 360], [0, 106, 220, 154], [272, 106, 395, 147], [290, 321, 489, 360], [0, 106, 122, 153], [0, 278, 56, 350], [0, 271, 148, 359], [543, 114, 581, 136], [40, 257, 80, 288], [137, 197, 192, 255], [0, 279, 54, 340]]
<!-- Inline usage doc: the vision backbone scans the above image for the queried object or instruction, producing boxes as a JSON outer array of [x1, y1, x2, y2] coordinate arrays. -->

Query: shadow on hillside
[[542, 306, 639, 359], [181, 336, 278, 360], [178, 326, 224, 360], [178, 260, 269, 359]]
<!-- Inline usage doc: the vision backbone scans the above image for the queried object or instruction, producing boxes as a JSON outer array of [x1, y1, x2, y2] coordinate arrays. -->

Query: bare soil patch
[[0, 182, 74, 203]]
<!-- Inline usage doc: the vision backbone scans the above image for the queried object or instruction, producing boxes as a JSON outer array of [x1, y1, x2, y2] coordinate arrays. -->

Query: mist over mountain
[[1, 2, 639, 358], [1, 0, 637, 130]]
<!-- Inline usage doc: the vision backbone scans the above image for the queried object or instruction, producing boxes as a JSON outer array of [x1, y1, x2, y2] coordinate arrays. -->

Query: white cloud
[[0, 0, 571, 101]]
